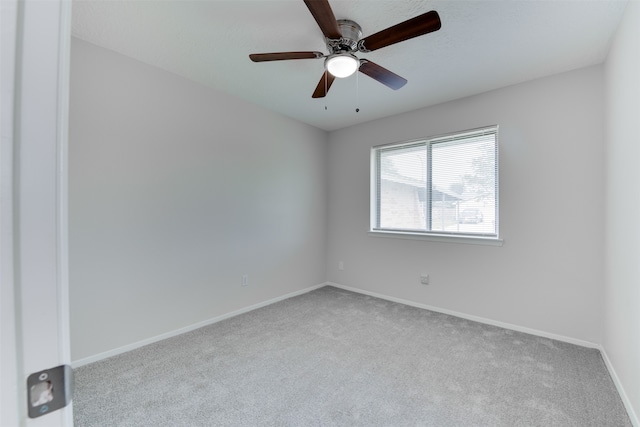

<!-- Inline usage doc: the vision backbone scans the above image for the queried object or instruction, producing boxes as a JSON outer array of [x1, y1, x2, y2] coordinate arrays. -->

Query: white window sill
[[368, 230, 504, 246]]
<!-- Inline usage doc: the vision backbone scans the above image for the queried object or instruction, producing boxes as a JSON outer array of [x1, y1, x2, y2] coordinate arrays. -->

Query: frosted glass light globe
[[326, 54, 359, 78]]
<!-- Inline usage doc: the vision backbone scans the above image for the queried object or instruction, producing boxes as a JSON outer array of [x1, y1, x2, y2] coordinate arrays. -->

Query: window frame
[[370, 126, 502, 245]]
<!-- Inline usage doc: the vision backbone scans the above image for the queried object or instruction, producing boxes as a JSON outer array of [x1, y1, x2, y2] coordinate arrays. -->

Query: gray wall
[[326, 65, 605, 345], [604, 1, 640, 421], [69, 38, 328, 361], [70, 16, 639, 419]]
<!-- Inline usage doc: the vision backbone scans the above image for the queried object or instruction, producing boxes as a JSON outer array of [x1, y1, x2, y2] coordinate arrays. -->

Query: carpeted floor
[[73, 286, 632, 426]]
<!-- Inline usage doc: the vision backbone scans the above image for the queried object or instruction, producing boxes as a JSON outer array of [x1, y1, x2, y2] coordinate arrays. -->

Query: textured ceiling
[[71, 0, 628, 131]]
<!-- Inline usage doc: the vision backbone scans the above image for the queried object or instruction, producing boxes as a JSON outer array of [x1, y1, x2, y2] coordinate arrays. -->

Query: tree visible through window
[[372, 126, 498, 238]]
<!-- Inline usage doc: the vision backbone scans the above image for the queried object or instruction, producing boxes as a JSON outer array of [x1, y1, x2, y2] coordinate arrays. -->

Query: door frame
[[1, 0, 72, 425]]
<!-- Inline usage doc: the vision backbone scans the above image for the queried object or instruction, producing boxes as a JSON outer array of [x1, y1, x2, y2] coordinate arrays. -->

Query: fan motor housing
[[326, 19, 362, 53]]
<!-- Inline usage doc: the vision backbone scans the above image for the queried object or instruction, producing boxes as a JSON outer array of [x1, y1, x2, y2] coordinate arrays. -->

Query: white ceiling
[[71, 0, 628, 131]]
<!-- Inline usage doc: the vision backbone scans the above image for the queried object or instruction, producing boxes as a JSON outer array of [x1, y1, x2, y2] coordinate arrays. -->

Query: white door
[[1, 0, 73, 426]]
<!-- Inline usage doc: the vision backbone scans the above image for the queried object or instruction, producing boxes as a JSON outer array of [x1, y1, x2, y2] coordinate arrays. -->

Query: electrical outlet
[[420, 274, 429, 285], [338, 261, 344, 271], [241, 275, 248, 286]]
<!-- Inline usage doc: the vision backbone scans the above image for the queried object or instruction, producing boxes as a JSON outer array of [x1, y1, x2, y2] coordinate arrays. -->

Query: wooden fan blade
[[303, 0, 342, 40], [249, 51, 324, 62], [312, 71, 336, 98], [359, 60, 407, 90], [358, 10, 441, 52]]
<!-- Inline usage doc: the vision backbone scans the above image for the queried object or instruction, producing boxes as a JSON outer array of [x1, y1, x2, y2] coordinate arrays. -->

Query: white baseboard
[[600, 347, 639, 426], [326, 282, 599, 348], [327, 282, 639, 425], [71, 283, 326, 368], [72, 281, 637, 426]]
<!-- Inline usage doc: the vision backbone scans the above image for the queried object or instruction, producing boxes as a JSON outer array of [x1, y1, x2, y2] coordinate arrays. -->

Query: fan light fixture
[[325, 53, 359, 78], [249, 1, 442, 98]]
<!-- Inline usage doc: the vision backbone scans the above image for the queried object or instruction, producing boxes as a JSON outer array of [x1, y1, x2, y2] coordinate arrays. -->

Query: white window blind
[[372, 126, 498, 239]]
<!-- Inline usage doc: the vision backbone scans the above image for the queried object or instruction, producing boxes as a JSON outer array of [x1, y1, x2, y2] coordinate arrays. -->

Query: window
[[371, 126, 499, 240]]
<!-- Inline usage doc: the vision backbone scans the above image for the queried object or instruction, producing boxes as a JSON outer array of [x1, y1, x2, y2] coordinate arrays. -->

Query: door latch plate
[[27, 365, 73, 418]]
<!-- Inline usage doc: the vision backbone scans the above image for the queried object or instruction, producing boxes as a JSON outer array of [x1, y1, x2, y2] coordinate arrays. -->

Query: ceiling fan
[[249, 0, 441, 98]]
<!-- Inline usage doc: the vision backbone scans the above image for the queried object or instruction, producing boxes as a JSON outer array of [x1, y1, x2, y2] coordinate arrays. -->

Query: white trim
[[9, 0, 73, 424], [368, 230, 504, 246], [71, 283, 326, 368], [371, 125, 499, 150], [0, 1, 20, 424], [326, 282, 598, 348], [71, 281, 637, 425], [56, 3, 74, 422], [326, 282, 640, 423], [600, 348, 639, 426], [56, 0, 72, 368]]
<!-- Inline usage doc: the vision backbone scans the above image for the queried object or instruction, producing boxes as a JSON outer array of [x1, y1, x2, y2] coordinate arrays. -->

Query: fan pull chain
[[355, 69, 360, 113], [325, 72, 328, 111]]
